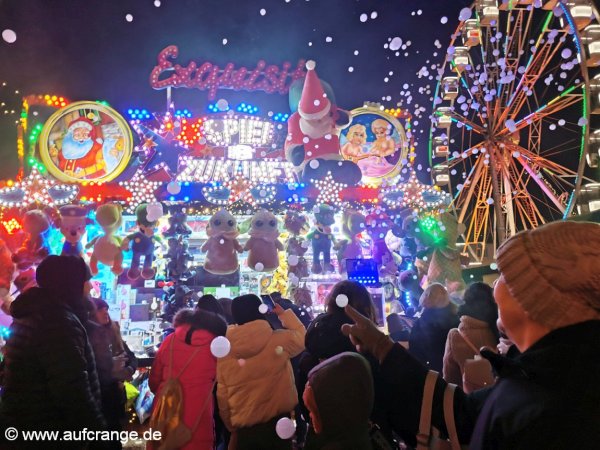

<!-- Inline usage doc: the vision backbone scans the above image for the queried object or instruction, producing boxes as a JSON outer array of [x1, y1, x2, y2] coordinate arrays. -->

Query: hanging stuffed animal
[[334, 209, 366, 273], [410, 213, 466, 293], [244, 209, 283, 272], [87, 203, 124, 275], [365, 211, 397, 276], [0, 238, 15, 314], [307, 204, 336, 274], [202, 209, 242, 275], [285, 60, 361, 185], [121, 203, 163, 280], [163, 205, 193, 237], [11, 210, 50, 270], [283, 210, 310, 279], [58, 205, 92, 257], [167, 237, 195, 279]]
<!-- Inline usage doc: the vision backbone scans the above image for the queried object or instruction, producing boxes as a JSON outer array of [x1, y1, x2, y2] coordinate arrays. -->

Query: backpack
[[458, 330, 495, 394], [149, 337, 213, 450]]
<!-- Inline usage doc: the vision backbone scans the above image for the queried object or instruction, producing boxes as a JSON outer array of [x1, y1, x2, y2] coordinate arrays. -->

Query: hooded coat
[[149, 308, 227, 450], [0, 287, 105, 434], [408, 304, 459, 372], [305, 353, 374, 450], [300, 312, 404, 447], [216, 309, 305, 430]]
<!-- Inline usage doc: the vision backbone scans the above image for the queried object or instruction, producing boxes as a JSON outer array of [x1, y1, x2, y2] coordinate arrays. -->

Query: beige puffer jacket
[[216, 309, 305, 429], [442, 315, 498, 386]]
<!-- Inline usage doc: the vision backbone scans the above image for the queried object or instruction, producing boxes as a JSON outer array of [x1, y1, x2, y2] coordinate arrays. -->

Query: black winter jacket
[[0, 287, 105, 433], [408, 305, 459, 372], [379, 320, 600, 449]]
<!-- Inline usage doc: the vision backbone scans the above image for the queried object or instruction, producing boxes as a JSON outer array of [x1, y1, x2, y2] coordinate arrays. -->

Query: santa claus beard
[[61, 133, 94, 159], [299, 117, 333, 139]]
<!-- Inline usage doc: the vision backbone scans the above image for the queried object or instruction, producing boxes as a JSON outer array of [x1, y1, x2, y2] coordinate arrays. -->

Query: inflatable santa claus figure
[[53, 117, 107, 179], [285, 60, 362, 185]]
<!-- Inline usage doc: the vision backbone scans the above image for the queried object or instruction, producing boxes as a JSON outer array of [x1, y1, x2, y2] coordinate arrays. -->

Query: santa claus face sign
[[39, 101, 133, 183]]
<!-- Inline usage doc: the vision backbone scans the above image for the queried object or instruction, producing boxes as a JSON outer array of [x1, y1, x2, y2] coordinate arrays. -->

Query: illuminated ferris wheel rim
[[427, 0, 599, 263]]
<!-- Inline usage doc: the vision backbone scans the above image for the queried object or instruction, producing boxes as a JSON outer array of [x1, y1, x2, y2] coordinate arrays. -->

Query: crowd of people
[[0, 221, 599, 449]]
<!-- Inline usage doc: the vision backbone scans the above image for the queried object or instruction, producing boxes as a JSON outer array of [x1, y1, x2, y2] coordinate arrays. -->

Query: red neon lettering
[[150, 45, 305, 99]]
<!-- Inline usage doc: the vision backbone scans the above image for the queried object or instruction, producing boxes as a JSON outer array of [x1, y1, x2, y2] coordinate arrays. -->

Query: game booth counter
[[0, 52, 459, 367]]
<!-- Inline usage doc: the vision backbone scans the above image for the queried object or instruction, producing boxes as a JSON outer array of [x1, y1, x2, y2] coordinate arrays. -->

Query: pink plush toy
[[335, 209, 366, 273], [0, 238, 15, 312], [244, 209, 283, 272], [202, 209, 242, 275], [365, 212, 397, 275], [11, 210, 50, 270], [285, 60, 361, 185]]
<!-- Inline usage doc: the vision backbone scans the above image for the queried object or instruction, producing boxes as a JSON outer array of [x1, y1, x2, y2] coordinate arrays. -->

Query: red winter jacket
[[150, 310, 226, 450]]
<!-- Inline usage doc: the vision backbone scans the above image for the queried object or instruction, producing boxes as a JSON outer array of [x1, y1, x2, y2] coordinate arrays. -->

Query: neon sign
[[150, 45, 306, 100]]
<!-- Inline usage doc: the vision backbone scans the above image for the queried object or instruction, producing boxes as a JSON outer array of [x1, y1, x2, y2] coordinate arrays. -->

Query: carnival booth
[[0, 50, 456, 358]]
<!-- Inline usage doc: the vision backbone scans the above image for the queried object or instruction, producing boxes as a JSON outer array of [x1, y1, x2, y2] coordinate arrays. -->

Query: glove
[[340, 305, 395, 364]]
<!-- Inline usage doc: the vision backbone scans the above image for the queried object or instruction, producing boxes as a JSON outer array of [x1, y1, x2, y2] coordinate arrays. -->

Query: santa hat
[[67, 117, 95, 134], [298, 60, 331, 121]]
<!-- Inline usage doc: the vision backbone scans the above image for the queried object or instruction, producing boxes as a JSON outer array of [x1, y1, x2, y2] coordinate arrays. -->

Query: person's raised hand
[[341, 305, 395, 364]]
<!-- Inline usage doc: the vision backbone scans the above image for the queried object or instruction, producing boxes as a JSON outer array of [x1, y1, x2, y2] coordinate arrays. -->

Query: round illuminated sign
[[340, 107, 408, 185], [39, 101, 133, 183]]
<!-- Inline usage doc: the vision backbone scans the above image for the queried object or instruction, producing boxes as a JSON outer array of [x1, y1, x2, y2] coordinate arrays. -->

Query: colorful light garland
[[311, 172, 347, 207], [0, 166, 79, 208], [382, 170, 451, 211], [119, 168, 162, 213]]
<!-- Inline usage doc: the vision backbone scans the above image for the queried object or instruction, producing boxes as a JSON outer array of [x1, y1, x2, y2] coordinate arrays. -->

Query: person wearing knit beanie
[[303, 352, 374, 450], [231, 294, 268, 325], [496, 221, 600, 335], [338, 223, 600, 450]]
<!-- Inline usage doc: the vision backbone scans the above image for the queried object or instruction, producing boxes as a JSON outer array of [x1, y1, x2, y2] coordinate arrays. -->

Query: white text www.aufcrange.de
[[5, 427, 161, 443]]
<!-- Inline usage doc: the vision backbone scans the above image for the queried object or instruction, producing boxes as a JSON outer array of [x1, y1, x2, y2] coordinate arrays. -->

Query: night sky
[[0, 0, 471, 180]]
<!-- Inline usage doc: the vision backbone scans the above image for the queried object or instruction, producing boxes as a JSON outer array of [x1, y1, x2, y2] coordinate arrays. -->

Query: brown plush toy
[[244, 209, 283, 272], [202, 209, 243, 275]]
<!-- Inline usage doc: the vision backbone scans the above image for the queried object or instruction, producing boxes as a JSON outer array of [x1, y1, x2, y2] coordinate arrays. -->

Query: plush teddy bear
[[285, 60, 362, 185], [87, 203, 124, 275], [58, 205, 92, 257], [334, 209, 366, 273], [409, 213, 466, 292], [121, 203, 163, 280], [365, 212, 397, 276], [283, 210, 310, 279], [163, 204, 192, 237], [167, 237, 194, 279], [202, 209, 243, 275], [11, 210, 50, 270], [307, 204, 336, 274], [244, 209, 283, 272], [0, 238, 15, 312]]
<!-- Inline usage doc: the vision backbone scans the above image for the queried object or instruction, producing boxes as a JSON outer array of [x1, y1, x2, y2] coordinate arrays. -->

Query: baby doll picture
[[369, 119, 396, 160], [341, 124, 367, 163]]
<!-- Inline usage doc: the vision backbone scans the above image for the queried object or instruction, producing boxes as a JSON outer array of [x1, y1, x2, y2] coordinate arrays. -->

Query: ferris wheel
[[428, 0, 600, 264]]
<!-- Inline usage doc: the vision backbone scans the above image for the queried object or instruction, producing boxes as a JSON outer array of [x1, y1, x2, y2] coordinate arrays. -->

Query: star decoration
[[120, 168, 162, 213], [201, 168, 277, 206], [143, 137, 158, 150], [311, 172, 347, 207], [0, 166, 79, 209], [382, 170, 451, 211], [129, 113, 186, 178]]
